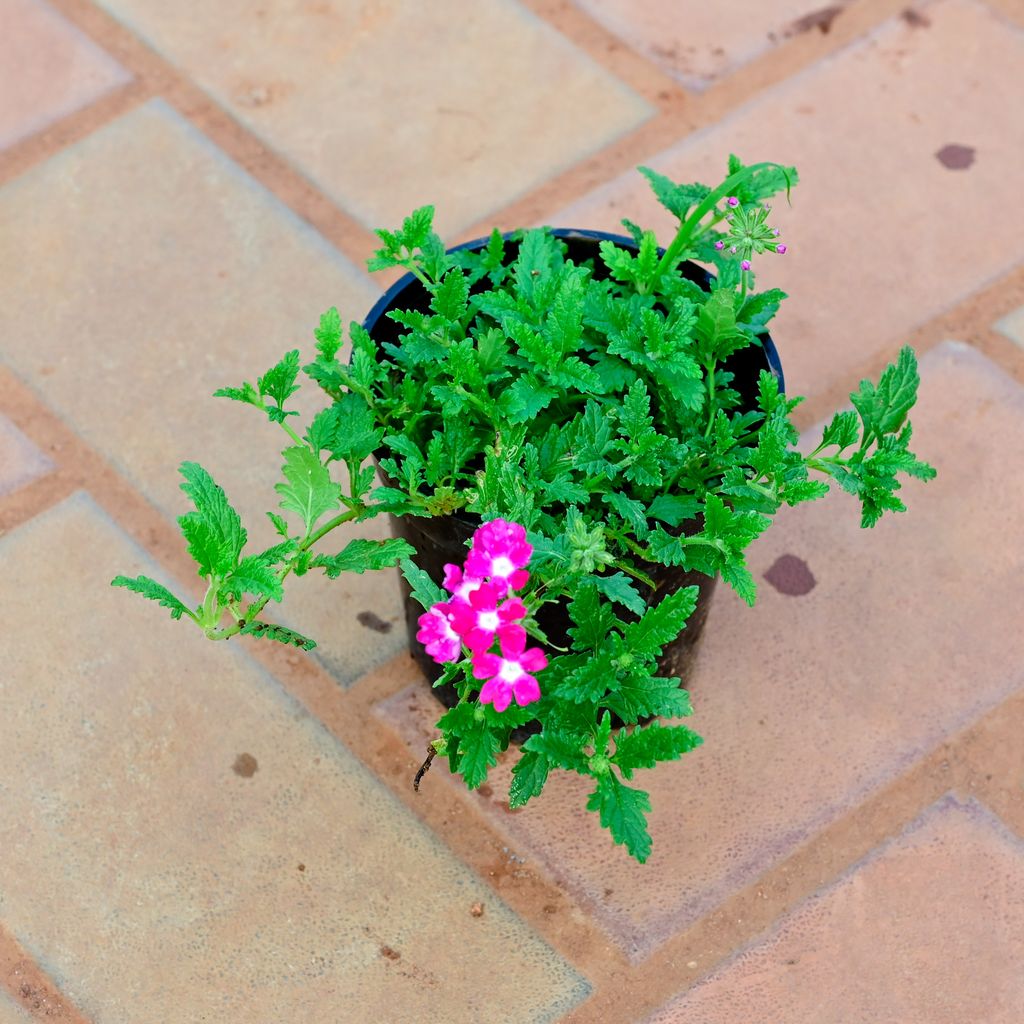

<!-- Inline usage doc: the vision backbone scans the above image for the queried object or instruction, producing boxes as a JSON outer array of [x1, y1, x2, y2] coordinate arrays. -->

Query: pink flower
[[443, 562, 483, 602], [449, 582, 527, 653], [726, 196, 740, 207], [714, 240, 725, 251], [740, 259, 751, 271], [464, 518, 532, 596], [416, 603, 462, 664], [472, 629, 546, 713], [776, 243, 787, 255]]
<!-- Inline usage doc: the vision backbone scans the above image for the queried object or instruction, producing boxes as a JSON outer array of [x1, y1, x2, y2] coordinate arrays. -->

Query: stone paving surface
[[0, 0, 129, 151], [0, 0, 1022, 1021], [645, 796, 1024, 1023]]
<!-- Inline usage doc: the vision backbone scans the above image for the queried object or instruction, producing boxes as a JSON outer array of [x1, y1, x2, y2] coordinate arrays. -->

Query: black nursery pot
[[362, 228, 784, 710]]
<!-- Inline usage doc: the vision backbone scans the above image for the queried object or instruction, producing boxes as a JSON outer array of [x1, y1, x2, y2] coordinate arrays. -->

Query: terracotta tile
[[93, 0, 650, 235], [0, 0, 129, 150], [995, 304, 1024, 348], [553, 0, 1024, 403], [0, 414, 54, 496], [376, 342, 1024, 956], [573, 0, 847, 91], [0, 100, 403, 684], [646, 796, 1024, 1023], [0, 492, 588, 1023]]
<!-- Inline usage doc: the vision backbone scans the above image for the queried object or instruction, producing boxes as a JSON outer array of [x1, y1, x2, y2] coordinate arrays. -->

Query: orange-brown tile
[[0, 0, 129, 150], [0, 492, 589, 1022], [377, 342, 1024, 957], [554, 0, 1024, 404], [646, 796, 1024, 1022]]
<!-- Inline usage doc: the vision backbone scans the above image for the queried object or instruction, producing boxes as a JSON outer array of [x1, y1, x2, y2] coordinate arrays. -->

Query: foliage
[[113, 156, 934, 862]]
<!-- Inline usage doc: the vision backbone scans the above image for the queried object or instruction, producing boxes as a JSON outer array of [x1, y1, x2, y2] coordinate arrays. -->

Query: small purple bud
[[730, 245, 737, 254], [714, 240, 725, 250], [776, 243, 787, 255], [726, 196, 739, 207], [773, 228, 780, 237], [741, 259, 751, 271]]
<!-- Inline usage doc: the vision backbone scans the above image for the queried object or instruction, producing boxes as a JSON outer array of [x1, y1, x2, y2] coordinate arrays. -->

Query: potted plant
[[113, 156, 934, 862]]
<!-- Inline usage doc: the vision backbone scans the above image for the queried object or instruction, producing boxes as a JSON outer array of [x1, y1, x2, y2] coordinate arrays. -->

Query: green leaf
[[612, 722, 703, 779], [258, 349, 301, 410], [500, 376, 557, 423], [568, 584, 617, 652], [400, 557, 446, 610], [602, 677, 693, 723], [274, 446, 342, 531], [648, 494, 700, 527], [111, 575, 195, 621], [212, 381, 260, 407], [177, 462, 246, 577], [522, 730, 589, 773], [432, 269, 469, 322], [509, 750, 550, 808], [221, 554, 284, 603], [638, 166, 710, 220], [587, 773, 653, 863], [624, 587, 699, 659], [591, 572, 646, 616], [314, 307, 343, 360], [239, 620, 317, 651], [311, 537, 414, 577], [851, 346, 921, 441], [821, 410, 860, 450]]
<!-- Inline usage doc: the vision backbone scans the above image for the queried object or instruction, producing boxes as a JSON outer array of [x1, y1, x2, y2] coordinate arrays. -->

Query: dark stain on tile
[[764, 554, 817, 596], [379, 945, 401, 961], [357, 609, 393, 633], [232, 752, 259, 778], [786, 4, 846, 37], [900, 7, 930, 27], [936, 144, 975, 170]]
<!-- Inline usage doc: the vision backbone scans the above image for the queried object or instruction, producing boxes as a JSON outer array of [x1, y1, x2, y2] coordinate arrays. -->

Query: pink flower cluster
[[415, 519, 546, 713]]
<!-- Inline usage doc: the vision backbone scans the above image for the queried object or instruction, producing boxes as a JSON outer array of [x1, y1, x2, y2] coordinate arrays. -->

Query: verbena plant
[[113, 156, 934, 862]]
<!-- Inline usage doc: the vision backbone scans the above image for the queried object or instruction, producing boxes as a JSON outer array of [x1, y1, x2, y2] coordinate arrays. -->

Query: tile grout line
[[0, 924, 93, 1023]]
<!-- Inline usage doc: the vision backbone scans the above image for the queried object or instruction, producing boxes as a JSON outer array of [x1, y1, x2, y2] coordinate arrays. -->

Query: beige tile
[[376, 342, 1024, 956], [0, 414, 54, 496], [92, 0, 651, 234], [0, 100, 403, 683], [574, 0, 843, 91], [995, 304, 1024, 348], [554, 0, 1024, 403], [0, 0, 129, 150], [0, 994, 32, 1024], [647, 796, 1024, 1023], [0, 492, 588, 1023]]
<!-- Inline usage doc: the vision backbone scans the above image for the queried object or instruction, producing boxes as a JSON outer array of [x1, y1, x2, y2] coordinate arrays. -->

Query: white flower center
[[478, 610, 500, 632], [497, 659, 520, 683], [491, 555, 514, 578]]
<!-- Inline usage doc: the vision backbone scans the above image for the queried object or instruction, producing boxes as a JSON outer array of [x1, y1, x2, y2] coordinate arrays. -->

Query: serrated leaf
[[647, 494, 700, 527], [568, 584, 617, 651], [509, 751, 550, 808], [178, 462, 246, 576], [591, 572, 646, 615], [624, 586, 698, 659], [612, 722, 703, 779], [587, 772, 653, 863], [212, 381, 260, 407], [239, 620, 316, 651], [258, 349, 301, 409], [400, 557, 446, 610], [602, 677, 693, 723], [638, 166, 710, 220], [457, 721, 501, 790], [111, 575, 195, 621], [221, 554, 284, 603], [432, 268, 469, 322], [311, 537, 414, 577], [314, 307, 343, 360], [275, 446, 342, 531], [500, 376, 557, 423], [821, 410, 860, 450], [267, 511, 291, 538], [522, 730, 589, 772]]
